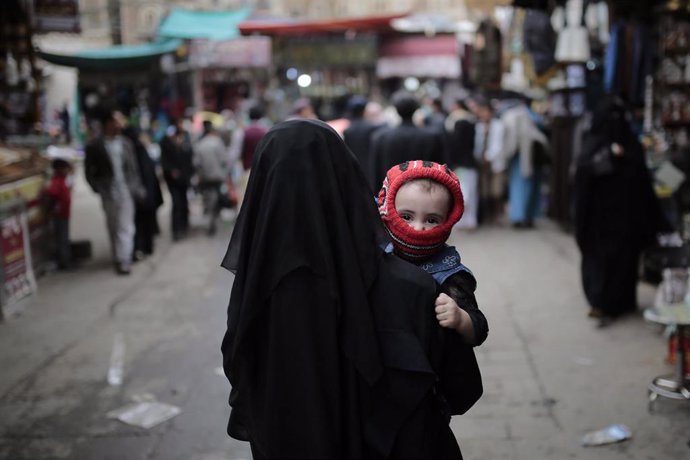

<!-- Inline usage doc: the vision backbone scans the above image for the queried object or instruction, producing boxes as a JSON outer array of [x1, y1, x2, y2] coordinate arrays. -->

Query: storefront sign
[[190, 37, 272, 69], [0, 202, 36, 319], [377, 35, 460, 78], [274, 36, 378, 68], [33, 0, 81, 34], [0, 175, 50, 273]]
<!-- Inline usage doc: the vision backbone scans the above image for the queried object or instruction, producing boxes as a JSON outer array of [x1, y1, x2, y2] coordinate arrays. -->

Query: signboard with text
[[0, 201, 36, 319], [33, 0, 81, 34], [190, 37, 272, 69], [274, 35, 378, 68]]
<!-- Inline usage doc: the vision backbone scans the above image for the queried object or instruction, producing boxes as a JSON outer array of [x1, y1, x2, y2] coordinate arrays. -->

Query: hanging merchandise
[[523, 8, 557, 75], [654, 4, 690, 151], [584, 1, 610, 48], [5, 52, 19, 87], [1, 1, 41, 138], [512, 0, 549, 9], [555, 0, 591, 63], [470, 18, 503, 89]]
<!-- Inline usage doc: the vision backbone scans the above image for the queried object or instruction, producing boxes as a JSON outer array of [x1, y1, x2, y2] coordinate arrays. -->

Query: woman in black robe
[[574, 98, 669, 320], [122, 125, 163, 257], [221, 119, 480, 459]]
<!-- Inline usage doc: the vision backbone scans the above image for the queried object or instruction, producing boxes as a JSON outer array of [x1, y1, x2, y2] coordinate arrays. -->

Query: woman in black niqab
[[574, 97, 670, 319], [220, 119, 470, 459]]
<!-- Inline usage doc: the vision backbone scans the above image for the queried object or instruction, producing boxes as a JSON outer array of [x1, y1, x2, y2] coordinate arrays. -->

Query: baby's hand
[[435, 293, 464, 329]]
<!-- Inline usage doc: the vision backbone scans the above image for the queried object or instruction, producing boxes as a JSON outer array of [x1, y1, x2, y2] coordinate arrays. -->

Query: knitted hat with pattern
[[377, 160, 464, 261]]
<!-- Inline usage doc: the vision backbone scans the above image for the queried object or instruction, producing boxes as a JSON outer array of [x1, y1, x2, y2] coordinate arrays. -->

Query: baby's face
[[395, 181, 450, 231]]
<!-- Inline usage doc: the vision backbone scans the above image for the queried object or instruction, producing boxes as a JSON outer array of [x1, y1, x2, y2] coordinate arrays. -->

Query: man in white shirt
[[84, 110, 145, 274]]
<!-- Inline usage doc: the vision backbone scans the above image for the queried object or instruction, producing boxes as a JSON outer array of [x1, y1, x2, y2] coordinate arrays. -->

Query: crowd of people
[[37, 84, 674, 456], [340, 89, 552, 231], [44, 89, 555, 276], [46, 102, 272, 275], [45, 89, 666, 334]]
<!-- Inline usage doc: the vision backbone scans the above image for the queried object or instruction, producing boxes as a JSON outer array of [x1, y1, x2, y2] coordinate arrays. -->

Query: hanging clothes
[[604, 21, 657, 105], [523, 8, 557, 75], [470, 19, 503, 89]]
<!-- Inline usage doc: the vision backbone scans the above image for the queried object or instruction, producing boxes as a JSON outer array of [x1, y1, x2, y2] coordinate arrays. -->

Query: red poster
[[0, 204, 36, 318]]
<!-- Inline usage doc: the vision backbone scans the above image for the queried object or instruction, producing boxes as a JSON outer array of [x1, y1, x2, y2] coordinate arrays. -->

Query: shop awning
[[157, 8, 252, 40], [376, 35, 460, 78], [37, 39, 182, 71], [239, 12, 407, 36]]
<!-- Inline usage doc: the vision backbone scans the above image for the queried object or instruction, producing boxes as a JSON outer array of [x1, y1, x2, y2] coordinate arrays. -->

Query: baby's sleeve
[[442, 272, 488, 346]]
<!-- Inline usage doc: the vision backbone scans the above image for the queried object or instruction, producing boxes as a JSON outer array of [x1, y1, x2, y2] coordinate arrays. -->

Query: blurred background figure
[[240, 105, 269, 172], [121, 121, 164, 259], [160, 118, 194, 241], [422, 97, 447, 131], [343, 95, 382, 187], [287, 97, 317, 120], [574, 97, 671, 323], [59, 102, 71, 145], [364, 100, 385, 125], [444, 96, 479, 230], [495, 97, 550, 229], [237, 104, 269, 207], [194, 120, 229, 236], [84, 109, 145, 275], [471, 96, 504, 226], [45, 158, 74, 270], [369, 90, 445, 191]]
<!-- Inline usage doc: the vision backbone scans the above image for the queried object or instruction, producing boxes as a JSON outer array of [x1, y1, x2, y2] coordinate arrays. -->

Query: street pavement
[[0, 169, 688, 459]]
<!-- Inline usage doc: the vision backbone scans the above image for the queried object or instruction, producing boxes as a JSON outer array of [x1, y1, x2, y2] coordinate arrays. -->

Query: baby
[[378, 160, 488, 345]]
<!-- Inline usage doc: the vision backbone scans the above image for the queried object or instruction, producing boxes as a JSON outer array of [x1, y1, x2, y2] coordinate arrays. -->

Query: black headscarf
[[221, 119, 389, 387]]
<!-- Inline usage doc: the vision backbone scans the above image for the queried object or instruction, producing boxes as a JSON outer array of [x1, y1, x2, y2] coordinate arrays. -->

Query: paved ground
[[0, 168, 688, 459]]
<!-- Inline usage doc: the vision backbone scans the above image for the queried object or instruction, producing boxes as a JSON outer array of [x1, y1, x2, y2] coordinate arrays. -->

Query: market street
[[0, 170, 688, 460]]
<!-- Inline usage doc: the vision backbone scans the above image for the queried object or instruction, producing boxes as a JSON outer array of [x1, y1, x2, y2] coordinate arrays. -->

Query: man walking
[[84, 109, 145, 275], [194, 121, 229, 235]]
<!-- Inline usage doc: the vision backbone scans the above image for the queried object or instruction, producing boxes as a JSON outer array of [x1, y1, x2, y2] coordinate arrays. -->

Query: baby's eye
[[426, 217, 440, 225], [400, 213, 411, 221]]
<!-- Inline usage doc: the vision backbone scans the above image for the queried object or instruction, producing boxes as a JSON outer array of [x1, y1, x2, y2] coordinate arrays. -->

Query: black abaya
[[221, 119, 471, 459], [574, 99, 669, 317]]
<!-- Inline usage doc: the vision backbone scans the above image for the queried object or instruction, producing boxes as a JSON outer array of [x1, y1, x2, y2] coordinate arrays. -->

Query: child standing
[[45, 158, 73, 269], [378, 160, 488, 346]]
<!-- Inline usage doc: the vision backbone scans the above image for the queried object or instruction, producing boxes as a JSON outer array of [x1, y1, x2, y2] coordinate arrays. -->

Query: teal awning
[[38, 39, 182, 71], [157, 8, 252, 41]]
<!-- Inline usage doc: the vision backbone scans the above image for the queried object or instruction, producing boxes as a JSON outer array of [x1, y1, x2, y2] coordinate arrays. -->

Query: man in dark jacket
[[160, 119, 194, 240], [122, 124, 163, 258], [343, 96, 382, 188], [84, 109, 145, 274], [369, 91, 445, 191]]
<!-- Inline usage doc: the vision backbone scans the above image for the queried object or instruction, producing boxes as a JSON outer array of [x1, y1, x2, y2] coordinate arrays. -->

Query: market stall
[[1, 0, 41, 140]]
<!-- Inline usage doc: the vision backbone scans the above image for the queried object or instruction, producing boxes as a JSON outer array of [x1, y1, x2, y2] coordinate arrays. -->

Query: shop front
[[0, 145, 50, 319], [38, 39, 185, 132], [189, 36, 272, 114], [239, 13, 404, 120], [376, 34, 462, 100], [1, 0, 41, 140], [272, 35, 379, 119]]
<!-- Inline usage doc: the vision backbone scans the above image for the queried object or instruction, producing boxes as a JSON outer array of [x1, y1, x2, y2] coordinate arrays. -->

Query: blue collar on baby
[[384, 243, 473, 285]]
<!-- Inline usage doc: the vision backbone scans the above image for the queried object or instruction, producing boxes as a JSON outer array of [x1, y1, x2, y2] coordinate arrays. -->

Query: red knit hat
[[377, 160, 464, 261]]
